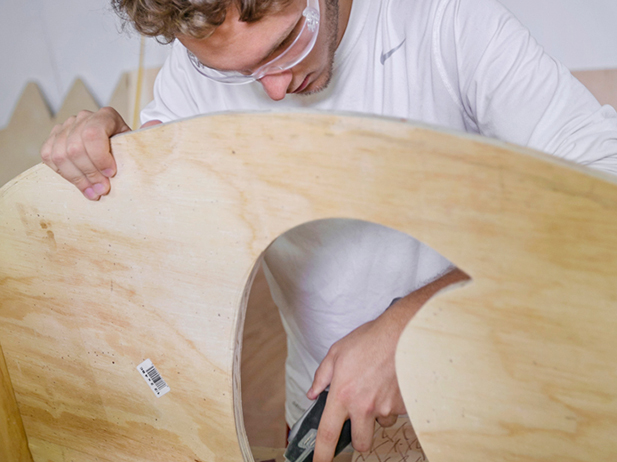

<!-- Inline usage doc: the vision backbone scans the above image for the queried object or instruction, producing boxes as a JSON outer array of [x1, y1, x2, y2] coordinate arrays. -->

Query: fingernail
[[93, 183, 107, 195], [84, 188, 98, 200], [102, 168, 115, 177]]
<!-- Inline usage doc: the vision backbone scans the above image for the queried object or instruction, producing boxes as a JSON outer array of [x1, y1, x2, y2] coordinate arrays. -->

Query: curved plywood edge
[[0, 162, 247, 461], [0, 341, 33, 462], [1, 111, 616, 461], [393, 135, 617, 458]]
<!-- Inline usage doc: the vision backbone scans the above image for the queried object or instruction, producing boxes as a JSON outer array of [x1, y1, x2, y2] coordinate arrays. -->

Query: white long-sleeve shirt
[[142, 0, 617, 425]]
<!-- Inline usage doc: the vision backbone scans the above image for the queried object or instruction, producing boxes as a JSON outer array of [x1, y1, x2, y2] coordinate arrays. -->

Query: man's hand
[[308, 306, 406, 461], [40, 107, 134, 200], [308, 268, 470, 462]]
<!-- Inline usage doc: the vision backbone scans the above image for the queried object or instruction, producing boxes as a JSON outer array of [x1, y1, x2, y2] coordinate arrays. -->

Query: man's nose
[[259, 71, 294, 101]]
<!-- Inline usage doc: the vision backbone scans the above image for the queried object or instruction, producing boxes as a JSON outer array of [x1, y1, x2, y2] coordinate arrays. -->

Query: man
[[40, 0, 617, 460]]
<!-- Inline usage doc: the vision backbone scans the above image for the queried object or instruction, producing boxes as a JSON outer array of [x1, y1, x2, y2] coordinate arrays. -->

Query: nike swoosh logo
[[380, 39, 406, 65]]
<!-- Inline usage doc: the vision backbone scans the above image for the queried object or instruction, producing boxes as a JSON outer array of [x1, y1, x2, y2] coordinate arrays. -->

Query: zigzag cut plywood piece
[[0, 340, 33, 462], [0, 68, 161, 189], [0, 83, 54, 188], [0, 112, 616, 462], [52, 79, 100, 124], [0, 80, 100, 189]]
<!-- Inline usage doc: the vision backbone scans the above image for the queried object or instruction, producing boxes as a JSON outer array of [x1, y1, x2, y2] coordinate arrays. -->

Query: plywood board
[[52, 79, 100, 124], [352, 418, 426, 462], [0, 80, 99, 189], [1, 112, 616, 461], [0, 83, 53, 188], [393, 123, 617, 460], [0, 341, 33, 462], [241, 267, 287, 449], [0, 68, 160, 189]]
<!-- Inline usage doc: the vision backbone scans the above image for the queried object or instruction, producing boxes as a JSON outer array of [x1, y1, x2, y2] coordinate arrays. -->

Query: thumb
[[308, 354, 335, 400]]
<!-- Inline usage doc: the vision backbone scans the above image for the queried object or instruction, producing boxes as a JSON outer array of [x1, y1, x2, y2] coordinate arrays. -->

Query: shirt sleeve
[[140, 41, 201, 125], [436, 0, 617, 175]]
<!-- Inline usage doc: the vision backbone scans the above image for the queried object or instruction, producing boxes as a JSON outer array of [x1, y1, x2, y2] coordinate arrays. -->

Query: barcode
[[137, 359, 171, 397], [146, 365, 169, 391]]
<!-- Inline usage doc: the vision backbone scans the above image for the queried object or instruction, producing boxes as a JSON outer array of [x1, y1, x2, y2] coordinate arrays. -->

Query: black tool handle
[[285, 390, 352, 462]]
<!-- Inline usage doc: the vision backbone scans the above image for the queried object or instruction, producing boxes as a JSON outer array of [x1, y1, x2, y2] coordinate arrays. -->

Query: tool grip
[[284, 390, 352, 462]]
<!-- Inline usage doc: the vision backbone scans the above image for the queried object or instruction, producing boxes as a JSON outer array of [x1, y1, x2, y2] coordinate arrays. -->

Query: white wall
[[500, 0, 617, 70], [0, 0, 170, 128], [1, 0, 616, 129]]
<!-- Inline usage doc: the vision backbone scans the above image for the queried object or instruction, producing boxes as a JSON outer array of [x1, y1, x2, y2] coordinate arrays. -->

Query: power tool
[[284, 390, 352, 462]]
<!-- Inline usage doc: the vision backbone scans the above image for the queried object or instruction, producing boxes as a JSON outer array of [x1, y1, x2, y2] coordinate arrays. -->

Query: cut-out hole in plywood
[[241, 264, 287, 450], [240, 218, 462, 456], [0, 112, 616, 462]]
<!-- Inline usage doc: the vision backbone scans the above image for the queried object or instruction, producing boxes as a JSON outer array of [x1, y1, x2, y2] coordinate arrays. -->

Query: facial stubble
[[301, 0, 339, 95]]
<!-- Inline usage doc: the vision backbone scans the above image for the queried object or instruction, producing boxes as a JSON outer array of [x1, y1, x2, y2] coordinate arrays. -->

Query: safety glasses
[[187, 0, 320, 84]]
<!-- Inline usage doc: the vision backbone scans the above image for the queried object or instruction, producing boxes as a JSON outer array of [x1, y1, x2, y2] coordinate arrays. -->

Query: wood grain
[[352, 418, 426, 462], [1, 112, 616, 461], [0, 83, 54, 188], [0, 341, 33, 462], [241, 266, 287, 450], [394, 122, 617, 459]]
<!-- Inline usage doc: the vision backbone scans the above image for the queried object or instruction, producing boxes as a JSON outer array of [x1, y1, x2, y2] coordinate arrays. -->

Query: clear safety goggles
[[187, 0, 320, 84]]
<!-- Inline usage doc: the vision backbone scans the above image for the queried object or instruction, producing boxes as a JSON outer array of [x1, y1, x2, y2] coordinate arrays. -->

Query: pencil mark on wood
[[353, 418, 427, 462]]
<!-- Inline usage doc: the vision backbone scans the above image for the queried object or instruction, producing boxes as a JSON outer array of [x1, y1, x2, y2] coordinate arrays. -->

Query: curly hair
[[112, 0, 295, 43]]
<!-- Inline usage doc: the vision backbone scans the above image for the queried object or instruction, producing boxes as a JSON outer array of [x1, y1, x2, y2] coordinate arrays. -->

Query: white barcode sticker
[[137, 359, 170, 397]]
